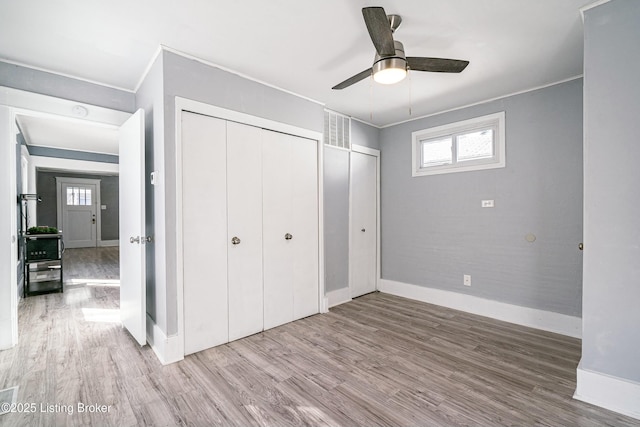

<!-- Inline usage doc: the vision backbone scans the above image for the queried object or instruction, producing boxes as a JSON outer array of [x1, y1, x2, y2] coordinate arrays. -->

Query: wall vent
[[324, 110, 351, 150]]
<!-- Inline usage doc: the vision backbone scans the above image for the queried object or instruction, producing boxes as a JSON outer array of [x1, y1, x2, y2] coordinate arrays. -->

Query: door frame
[[349, 144, 381, 296], [0, 85, 129, 350], [175, 96, 326, 358], [56, 176, 102, 248]]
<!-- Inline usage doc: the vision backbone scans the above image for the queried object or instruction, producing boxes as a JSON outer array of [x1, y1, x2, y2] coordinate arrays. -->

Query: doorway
[[0, 86, 135, 351], [349, 145, 380, 298]]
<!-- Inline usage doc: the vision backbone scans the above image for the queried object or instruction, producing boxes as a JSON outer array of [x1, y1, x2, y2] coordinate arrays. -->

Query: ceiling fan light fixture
[[373, 57, 407, 85]]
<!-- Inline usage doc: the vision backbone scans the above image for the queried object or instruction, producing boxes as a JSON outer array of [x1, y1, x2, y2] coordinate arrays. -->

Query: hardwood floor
[[1, 253, 638, 426]]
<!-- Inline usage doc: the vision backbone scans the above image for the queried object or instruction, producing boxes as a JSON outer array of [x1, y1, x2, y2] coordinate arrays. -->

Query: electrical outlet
[[463, 275, 471, 286], [481, 199, 494, 208]]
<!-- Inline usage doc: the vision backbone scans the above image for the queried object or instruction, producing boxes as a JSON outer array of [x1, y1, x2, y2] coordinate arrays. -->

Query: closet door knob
[[285, 233, 293, 240], [361, 228, 366, 232], [231, 236, 241, 245]]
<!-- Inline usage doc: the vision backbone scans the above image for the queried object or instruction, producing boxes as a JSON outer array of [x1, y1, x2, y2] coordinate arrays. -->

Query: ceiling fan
[[332, 7, 470, 90]]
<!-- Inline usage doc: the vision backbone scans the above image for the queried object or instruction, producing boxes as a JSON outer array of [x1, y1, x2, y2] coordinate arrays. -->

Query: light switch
[[101, 205, 107, 210], [481, 200, 494, 208]]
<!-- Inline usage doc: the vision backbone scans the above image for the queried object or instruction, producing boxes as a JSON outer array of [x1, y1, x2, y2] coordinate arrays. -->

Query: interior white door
[[119, 109, 146, 346], [227, 121, 264, 341], [349, 151, 377, 298], [182, 112, 228, 355], [262, 131, 294, 329], [291, 136, 319, 320], [61, 182, 97, 248], [263, 130, 319, 329]]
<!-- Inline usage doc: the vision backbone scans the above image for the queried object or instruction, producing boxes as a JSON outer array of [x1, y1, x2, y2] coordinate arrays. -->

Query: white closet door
[[227, 121, 264, 341], [182, 112, 228, 354], [262, 131, 294, 329], [291, 136, 319, 320], [349, 151, 377, 298], [263, 131, 319, 329]]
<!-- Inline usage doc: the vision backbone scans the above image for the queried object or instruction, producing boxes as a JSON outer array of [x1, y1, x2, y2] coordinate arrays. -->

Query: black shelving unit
[[23, 233, 64, 296]]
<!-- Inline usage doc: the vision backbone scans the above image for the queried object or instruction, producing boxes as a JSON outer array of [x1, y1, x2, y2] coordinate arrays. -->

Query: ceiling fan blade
[[332, 68, 373, 90], [407, 57, 470, 73], [362, 7, 396, 57]]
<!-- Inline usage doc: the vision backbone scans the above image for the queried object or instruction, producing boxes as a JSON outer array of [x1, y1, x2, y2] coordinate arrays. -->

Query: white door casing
[[0, 105, 18, 350], [119, 109, 146, 346], [182, 112, 228, 355], [227, 121, 264, 342], [56, 178, 99, 248], [349, 148, 378, 298]]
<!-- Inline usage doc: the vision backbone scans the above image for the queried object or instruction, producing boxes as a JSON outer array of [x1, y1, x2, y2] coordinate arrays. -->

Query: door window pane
[[66, 187, 92, 206]]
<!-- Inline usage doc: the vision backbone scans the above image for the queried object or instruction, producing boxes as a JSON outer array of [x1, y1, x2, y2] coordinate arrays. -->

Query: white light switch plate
[[101, 205, 107, 210], [481, 199, 494, 208]]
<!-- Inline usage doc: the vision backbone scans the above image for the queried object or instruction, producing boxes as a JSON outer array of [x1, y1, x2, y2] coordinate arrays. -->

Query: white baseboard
[[146, 314, 184, 365], [575, 361, 640, 420], [379, 279, 582, 338], [326, 287, 352, 308], [98, 240, 119, 247]]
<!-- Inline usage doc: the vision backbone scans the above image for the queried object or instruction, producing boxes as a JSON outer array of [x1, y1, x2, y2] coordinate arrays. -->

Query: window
[[412, 112, 505, 177], [66, 186, 92, 206]]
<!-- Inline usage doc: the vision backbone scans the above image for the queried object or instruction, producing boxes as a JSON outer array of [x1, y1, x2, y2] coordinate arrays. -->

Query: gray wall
[[27, 146, 118, 164], [324, 147, 350, 292], [380, 78, 583, 316], [36, 171, 119, 241], [0, 61, 135, 113], [352, 119, 380, 150], [582, 0, 640, 382]]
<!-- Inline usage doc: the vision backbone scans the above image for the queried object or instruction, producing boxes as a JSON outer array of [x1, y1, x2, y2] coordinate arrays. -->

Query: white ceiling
[[16, 114, 119, 155], [1, 0, 592, 129]]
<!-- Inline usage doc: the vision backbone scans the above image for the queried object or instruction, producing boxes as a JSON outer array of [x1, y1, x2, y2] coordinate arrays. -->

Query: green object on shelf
[[27, 226, 59, 235]]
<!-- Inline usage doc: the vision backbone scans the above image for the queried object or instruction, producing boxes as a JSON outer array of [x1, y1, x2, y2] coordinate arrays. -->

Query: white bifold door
[[182, 112, 319, 356], [263, 130, 319, 330], [226, 122, 264, 342]]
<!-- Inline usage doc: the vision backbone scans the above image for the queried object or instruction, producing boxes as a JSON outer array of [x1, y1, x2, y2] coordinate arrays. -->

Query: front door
[[59, 180, 98, 248]]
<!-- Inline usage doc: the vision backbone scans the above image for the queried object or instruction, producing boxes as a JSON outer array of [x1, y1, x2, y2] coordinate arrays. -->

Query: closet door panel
[[227, 121, 264, 341], [291, 137, 319, 320], [262, 130, 294, 329], [182, 112, 229, 354]]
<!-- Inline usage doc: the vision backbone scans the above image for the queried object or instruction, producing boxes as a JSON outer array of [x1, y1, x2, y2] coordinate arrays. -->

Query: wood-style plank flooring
[[1, 247, 639, 426]]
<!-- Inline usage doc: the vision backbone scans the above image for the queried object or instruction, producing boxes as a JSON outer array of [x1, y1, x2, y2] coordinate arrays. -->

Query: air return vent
[[324, 110, 351, 150]]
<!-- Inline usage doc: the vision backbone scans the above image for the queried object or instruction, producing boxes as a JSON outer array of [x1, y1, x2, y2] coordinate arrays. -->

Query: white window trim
[[411, 111, 506, 177]]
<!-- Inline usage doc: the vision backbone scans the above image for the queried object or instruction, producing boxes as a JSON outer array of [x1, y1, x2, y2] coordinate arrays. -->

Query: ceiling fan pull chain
[[409, 72, 413, 117], [370, 78, 374, 122]]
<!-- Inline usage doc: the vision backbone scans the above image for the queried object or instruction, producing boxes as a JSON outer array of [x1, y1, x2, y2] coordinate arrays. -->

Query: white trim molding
[[326, 287, 352, 308], [575, 361, 640, 420], [379, 279, 582, 338], [146, 314, 184, 365]]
